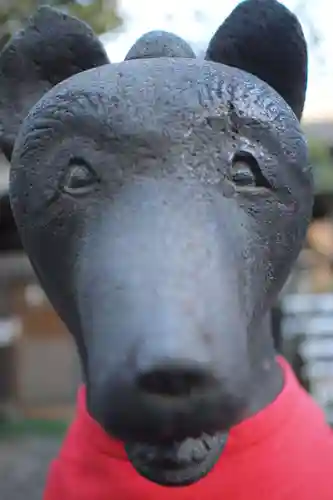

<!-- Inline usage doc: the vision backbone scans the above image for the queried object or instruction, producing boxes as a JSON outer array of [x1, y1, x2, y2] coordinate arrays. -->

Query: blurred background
[[0, 0, 332, 498]]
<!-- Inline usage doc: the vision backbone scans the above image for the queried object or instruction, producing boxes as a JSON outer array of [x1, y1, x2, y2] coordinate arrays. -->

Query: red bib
[[44, 357, 333, 499]]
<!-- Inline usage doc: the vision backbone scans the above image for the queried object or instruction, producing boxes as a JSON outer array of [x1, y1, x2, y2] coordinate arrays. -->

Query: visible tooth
[[176, 437, 207, 465], [192, 441, 207, 463]]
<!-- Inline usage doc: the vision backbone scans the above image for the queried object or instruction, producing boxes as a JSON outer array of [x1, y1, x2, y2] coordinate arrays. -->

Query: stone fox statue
[[0, 0, 332, 498]]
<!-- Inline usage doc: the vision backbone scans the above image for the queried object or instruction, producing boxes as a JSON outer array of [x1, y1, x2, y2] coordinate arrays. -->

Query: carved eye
[[231, 152, 271, 189], [231, 159, 256, 187], [63, 158, 98, 195]]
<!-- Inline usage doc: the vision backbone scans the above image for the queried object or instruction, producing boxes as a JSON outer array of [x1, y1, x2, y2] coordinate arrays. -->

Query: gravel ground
[[0, 436, 61, 500]]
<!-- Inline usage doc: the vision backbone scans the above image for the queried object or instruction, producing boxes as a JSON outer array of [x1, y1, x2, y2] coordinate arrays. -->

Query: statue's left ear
[[0, 6, 110, 162], [205, 0, 308, 120]]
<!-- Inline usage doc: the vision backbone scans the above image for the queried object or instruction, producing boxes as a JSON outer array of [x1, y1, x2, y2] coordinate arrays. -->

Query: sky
[[104, 0, 332, 122]]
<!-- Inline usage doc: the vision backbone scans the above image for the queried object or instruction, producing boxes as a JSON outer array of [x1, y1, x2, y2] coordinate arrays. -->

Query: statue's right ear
[[0, 6, 109, 161], [205, 0, 307, 121]]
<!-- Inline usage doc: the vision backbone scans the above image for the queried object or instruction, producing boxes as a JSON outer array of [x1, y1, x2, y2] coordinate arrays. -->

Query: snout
[[89, 356, 246, 445], [77, 179, 252, 485]]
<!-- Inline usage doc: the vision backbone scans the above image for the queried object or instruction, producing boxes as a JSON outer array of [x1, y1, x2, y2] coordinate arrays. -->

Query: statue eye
[[63, 158, 99, 195], [231, 160, 256, 187], [231, 152, 271, 189]]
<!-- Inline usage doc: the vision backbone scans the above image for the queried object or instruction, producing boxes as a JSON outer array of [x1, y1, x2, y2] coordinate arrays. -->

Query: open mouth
[[125, 431, 228, 486]]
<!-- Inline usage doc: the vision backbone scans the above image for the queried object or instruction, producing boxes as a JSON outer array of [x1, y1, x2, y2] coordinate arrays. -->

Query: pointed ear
[[125, 31, 196, 60], [0, 6, 110, 161], [205, 0, 308, 120]]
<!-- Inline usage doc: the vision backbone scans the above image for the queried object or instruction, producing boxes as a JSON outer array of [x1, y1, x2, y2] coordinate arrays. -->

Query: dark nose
[[136, 362, 216, 397]]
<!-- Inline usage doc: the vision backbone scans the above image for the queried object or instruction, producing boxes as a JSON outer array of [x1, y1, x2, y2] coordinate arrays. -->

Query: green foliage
[[308, 138, 333, 194], [0, 418, 68, 439], [0, 0, 122, 48], [308, 138, 331, 166]]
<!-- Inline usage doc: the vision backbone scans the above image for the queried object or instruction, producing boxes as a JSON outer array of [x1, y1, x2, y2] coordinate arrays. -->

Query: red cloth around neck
[[43, 357, 333, 500]]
